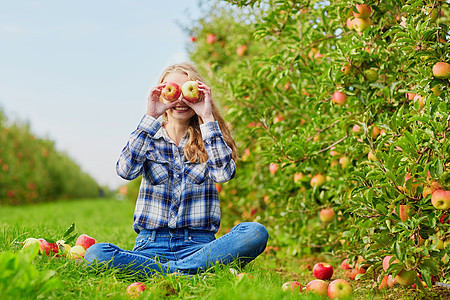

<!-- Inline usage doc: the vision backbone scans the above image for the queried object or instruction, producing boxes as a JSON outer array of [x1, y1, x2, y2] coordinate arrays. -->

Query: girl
[[85, 63, 268, 277]]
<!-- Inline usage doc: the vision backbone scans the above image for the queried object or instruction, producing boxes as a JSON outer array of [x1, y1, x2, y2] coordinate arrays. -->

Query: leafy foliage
[[186, 0, 450, 291]]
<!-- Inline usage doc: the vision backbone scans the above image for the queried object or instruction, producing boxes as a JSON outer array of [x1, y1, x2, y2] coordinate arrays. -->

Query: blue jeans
[[84, 222, 268, 277]]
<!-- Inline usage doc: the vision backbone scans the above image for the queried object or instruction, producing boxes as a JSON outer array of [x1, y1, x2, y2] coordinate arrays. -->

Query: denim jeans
[[84, 222, 268, 277]]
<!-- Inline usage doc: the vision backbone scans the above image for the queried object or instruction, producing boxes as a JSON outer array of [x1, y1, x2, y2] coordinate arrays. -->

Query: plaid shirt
[[117, 114, 236, 233]]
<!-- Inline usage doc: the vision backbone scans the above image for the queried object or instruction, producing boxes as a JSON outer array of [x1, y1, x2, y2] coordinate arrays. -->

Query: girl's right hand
[[146, 82, 180, 119]]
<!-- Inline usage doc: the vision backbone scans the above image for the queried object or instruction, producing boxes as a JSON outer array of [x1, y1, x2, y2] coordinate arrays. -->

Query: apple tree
[[187, 0, 450, 289]]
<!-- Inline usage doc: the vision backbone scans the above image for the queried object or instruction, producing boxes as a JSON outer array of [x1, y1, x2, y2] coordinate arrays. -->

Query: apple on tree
[[161, 82, 182, 102], [310, 174, 325, 188], [269, 163, 278, 175], [319, 208, 335, 223], [432, 62, 450, 79], [332, 91, 347, 105], [431, 190, 450, 210], [181, 81, 201, 103], [353, 4, 371, 18]]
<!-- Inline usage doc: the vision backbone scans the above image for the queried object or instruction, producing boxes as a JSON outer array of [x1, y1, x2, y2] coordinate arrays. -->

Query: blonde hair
[[158, 62, 237, 163]]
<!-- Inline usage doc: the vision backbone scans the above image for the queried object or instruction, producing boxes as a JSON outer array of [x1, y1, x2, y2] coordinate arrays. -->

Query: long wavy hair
[[158, 63, 237, 163]]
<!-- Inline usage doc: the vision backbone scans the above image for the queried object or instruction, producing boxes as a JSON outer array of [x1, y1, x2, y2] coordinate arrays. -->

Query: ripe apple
[[441, 214, 450, 224], [181, 81, 201, 103], [378, 274, 395, 289], [38, 239, 59, 256], [310, 174, 325, 188], [431, 84, 443, 96], [423, 181, 439, 198], [395, 269, 416, 286], [353, 17, 372, 32], [332, 91, 347, 105], [76, 234, 96, 250], [350, 267, 366, 280], [432, 62, 450, 79], [363, 69, 378, 82], [282, 281, 302, 292], [367, 150, 377, 161], [67, 245, 87, 259], [294, 172, 305, 183], [126, 282, 146, 298], [161, 82, 181, 102], [56, 240, 71, 253], [352, 124, 361, 133], [269, 163, 278, 175], [340, 258, 352, 270], [206, 33, 216, 45], [431, 190, 450, 210], [353, 4, 371, 18], [328, 279, 353, 299], [319, 208, 335, 223], [313, 263, 333, 280], [341, 64, 351, 75], [339, 156, 350, 169], [413, 94, 425, 109], [22, 238, 41, 250], [236, 45, 248, 56], [236, 272, 253, 280], [405, 92, 416, 100], [398, 204, 413, 222], [305, 279, 328, 296], [382, 255, 399, 271], [372, 126, 381, 139]]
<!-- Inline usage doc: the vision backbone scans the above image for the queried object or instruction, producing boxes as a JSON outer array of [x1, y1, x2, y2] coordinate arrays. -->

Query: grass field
[[0, 198, 445, 299]]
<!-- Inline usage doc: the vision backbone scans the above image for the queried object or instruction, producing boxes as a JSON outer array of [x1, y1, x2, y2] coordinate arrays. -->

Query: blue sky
[[0, 0, 203, 189]]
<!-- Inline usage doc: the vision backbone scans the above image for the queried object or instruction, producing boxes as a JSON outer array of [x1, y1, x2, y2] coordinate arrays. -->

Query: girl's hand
[[146, 82, 180, 119], [182, 81, 215, 123]]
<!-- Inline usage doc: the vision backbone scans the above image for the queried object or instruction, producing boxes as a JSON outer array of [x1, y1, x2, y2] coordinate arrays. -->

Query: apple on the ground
[[38, 238, 59, 256], [161, 82, 182, 101], [126, 282, 146, 298], [395, 269, 417, 286], [328, 279, 353, 299], [313, 262, 333, 280], [305, 279, 328, 296], [22, 238, 41, 250], [76, 234, 96, 250], [282, 281, 302, 292], [350, 267, 366, 280], [66, 245, 87, 259], [340, 258, 352, 270], [181, 81, 201, 103]]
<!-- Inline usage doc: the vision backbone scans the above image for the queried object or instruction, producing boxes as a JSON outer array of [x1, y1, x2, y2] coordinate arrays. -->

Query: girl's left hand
[[182, 81, 215, 123]]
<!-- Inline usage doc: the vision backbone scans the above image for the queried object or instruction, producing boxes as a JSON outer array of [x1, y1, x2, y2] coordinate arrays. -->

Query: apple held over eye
[[126, 282, 147, 299], [281, 281, 302, 292], [162, 82, 182, 101], [76, 234, 97, 250], [313, 263, 333, 280], [328, 279, 353, 299], [431, 190, 450, 210], [181, 81, 201, 103]]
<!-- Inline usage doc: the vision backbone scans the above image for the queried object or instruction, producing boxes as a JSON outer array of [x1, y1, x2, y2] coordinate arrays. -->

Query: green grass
[[0, 198, 445, 299]]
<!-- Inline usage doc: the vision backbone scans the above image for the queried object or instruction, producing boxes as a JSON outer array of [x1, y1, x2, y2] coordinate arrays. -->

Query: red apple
[[353, 4, 371, 18], [328, 279, 353, 299], [269, 163, 278, 175], [319, 208, 335, 223], [340, 258, 352, 270], [305, 279, 328, 297], [126, 282, 146, 298], [431, 190, 450, 210], [190, 36, 197, 42], [382, 255, 398, 272], [441, 214, 450, 224], [76, 234, 96, 250], [310, 174, 325, 188], [38, 238, 59, 256], [432, 62, 450, 79], [398, 204, 413, 222], [293, 172, 304, 183], [423, 181, 440, 198], [282, 281, 302, 292], [313, 263, 333, 280], [206, 33, 216, 45], [352, 124, 361, 133], [161, 82, 182, 102], [236, 45, 248, 57], [332, 91, 347, 105], [350, 267, 366, 280], [181, 81, 200, 103]]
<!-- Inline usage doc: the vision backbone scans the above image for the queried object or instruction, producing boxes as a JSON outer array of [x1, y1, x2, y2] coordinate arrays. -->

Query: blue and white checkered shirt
[[117, 114, 236, 234]]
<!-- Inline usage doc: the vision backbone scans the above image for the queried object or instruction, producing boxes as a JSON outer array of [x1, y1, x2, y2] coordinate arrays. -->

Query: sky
[[0, 0, 204, 189]]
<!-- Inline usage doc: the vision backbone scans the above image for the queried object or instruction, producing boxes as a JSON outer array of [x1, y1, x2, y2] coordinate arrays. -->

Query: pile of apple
[[282, 262, 353, 299], [22, 234, 96, 259]]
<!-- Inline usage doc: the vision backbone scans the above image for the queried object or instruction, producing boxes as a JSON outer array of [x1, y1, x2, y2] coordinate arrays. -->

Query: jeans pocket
[[186, 233, 216, 245], [133, 237, 154, 251]]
